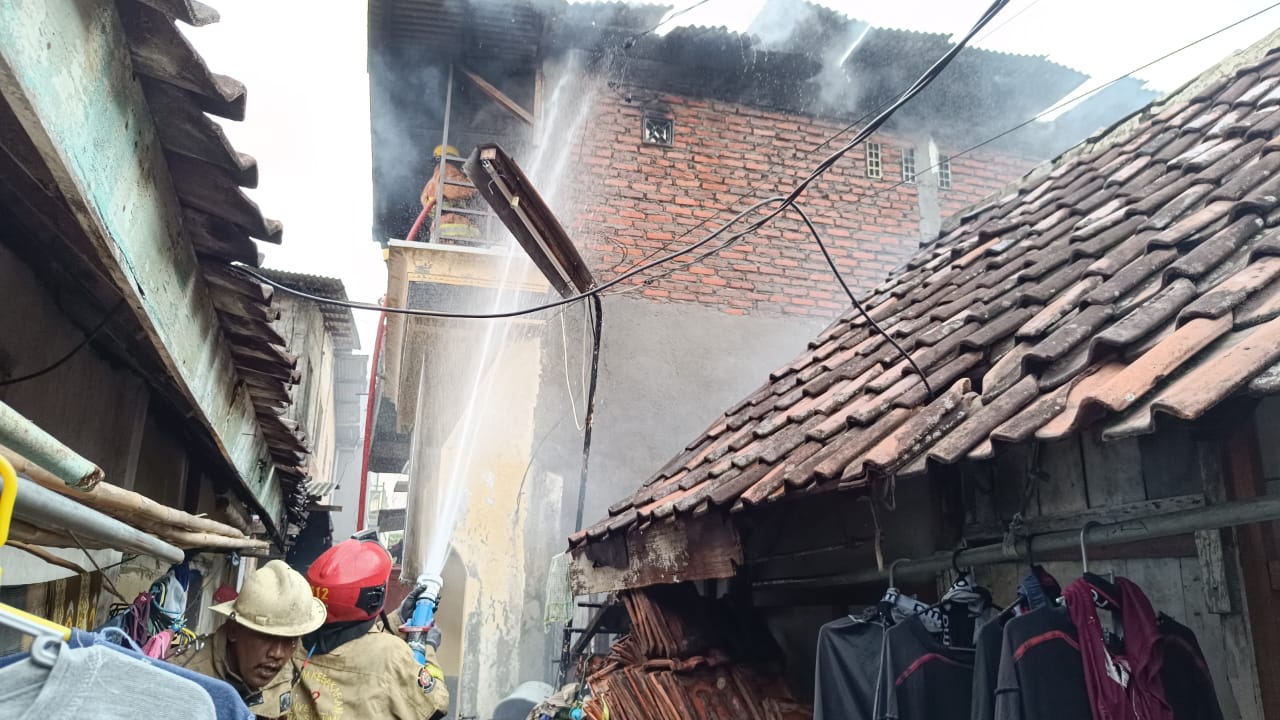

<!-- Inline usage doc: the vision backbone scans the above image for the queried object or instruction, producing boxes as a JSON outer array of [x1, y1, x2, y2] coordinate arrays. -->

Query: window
[[642, 113, 674, 146], [865, 142, 883, 179], [938, 155, 952, 189], [901, 148, 917, 184]]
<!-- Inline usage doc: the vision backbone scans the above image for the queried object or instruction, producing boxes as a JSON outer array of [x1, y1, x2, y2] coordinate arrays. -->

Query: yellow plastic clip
[[0, 455, 18, 582], [0, 454, 71, 642]]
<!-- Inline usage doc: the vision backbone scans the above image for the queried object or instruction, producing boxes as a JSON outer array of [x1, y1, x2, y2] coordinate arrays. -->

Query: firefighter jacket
[[288, 621, 449, 720], [176, 626, 299, 719]]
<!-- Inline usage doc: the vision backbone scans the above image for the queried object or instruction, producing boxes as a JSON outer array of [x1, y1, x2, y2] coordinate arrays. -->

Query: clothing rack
[[756, 492, 1280, 590]]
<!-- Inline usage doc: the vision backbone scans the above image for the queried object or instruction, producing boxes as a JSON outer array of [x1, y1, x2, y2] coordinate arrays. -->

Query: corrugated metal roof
[[256, 269, 361, 352], [571, 40, 1280, 550], [114, 0, 314, 524]]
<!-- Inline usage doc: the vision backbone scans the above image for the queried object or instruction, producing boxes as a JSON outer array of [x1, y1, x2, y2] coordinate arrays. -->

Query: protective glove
[[399, 581, 437, 625], [424, 625, 442, 650]]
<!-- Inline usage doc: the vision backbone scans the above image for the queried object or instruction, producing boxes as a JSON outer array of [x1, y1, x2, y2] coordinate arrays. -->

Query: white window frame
[[901, 148, 917, 184], [938, 155, 952, 189], [865, 142, 883, 179]]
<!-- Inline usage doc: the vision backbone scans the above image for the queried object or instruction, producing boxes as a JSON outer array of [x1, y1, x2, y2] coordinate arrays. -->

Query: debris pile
[[582, 588, 810, 720]]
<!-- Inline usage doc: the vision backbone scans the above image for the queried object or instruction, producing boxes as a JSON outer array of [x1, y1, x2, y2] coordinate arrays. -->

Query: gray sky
[[185, 0, 1280, 349]]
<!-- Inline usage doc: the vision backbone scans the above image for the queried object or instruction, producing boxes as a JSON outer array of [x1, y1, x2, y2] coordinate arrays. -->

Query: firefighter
[[178, 560, 327, 719], [291, 537, 450, 720], [419, 144, 479, 241]]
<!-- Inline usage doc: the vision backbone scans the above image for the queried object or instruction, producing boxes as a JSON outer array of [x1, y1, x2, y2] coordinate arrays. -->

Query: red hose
[[357, 297, 388, 531], [405, 203, 431, 244], [360, 201, 428, 530]]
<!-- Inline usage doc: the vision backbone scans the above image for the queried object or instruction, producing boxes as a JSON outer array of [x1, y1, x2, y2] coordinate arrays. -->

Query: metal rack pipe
[[0, 401, 102, 489], [12, 474, 183, 564], [754, 493, 1280, 590]]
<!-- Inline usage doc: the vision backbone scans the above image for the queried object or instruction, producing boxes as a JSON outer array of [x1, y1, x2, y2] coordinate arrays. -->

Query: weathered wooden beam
[[116, 0, 245, 120], [1221, 418, 1280, 718], [186, 206, 261, 265], [133, 0, 219, 28], [570, 514, 743, 594], [460, 66, 535, 125], [964, 493, 1206, 538], [166, 152, 281, 241], [144, 77, 257, 186], [0, 0, 282, 524]]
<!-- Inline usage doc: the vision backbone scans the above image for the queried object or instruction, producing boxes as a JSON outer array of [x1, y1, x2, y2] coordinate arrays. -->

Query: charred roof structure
[[366, 0, 1148, 246]]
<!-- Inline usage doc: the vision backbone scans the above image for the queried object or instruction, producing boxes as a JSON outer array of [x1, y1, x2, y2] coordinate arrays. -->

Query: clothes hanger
[[877, 557, 945, 633], [0, 456, 72, 667], [932, 546, 994, 649]]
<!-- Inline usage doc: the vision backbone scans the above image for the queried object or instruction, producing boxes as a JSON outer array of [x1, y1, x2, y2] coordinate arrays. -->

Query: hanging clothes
[[0, 644, 217, 720], [993, 579, 1222, 720], [1063, 576, 1171, 720], [972, 566, 1063, 720], [878, 613, 976, 720], [0, 629, 253, 720], [813, 615, 886, 720]]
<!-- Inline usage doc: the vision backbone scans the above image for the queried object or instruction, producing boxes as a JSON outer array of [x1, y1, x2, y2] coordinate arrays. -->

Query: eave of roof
[[115, 0, 314, 524], [572, 27, 1280, 550]]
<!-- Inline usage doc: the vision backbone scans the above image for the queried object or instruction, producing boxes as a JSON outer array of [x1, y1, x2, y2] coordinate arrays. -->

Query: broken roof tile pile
[[115, 0, 312, 524], [571, 46, 1280, 550], [583, 589, 811, 720]]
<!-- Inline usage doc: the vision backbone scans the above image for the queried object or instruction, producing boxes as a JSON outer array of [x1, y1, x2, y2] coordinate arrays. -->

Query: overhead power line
[[237, 0, 1015, 403]]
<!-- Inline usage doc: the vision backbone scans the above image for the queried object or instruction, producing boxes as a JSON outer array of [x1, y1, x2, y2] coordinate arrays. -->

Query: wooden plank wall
[[971, 426, 1263, 720]]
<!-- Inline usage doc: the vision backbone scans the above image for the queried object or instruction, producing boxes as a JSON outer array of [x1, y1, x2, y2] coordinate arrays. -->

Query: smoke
[[368, 47, 448, 240]]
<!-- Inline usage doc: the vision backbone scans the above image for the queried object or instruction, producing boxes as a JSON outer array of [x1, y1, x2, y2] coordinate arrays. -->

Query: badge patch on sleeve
[[418, 663, 444, 694]]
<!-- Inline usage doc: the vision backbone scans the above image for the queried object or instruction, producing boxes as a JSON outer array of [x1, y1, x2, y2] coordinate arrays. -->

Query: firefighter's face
[[226, 621, 297, 689]]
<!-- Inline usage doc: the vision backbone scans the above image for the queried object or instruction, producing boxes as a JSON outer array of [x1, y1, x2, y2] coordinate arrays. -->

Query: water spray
[[402, 572, 443, 664]]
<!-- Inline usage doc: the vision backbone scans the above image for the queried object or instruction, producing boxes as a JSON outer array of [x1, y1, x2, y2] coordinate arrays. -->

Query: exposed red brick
[[557, 85, 1035, 317]]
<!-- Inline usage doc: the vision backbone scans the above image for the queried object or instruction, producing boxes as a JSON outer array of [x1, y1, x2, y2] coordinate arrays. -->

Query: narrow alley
[[3, 1, 1280, 719]]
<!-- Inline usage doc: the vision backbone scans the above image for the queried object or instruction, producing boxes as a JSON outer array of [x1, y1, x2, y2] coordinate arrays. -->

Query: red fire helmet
[[307, 537, 393, 623]]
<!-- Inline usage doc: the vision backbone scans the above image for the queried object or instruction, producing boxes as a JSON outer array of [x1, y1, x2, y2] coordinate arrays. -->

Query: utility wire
[[234, 195, 789, 318], [623, 0, 716, 48], [818, 0, 1280, 226], [792, 201, 932, 398], [236, 0, 1009, 321], [235, 0, 1012, 405], [0, 298, 127, 386], [636, 0, 1280, 291]]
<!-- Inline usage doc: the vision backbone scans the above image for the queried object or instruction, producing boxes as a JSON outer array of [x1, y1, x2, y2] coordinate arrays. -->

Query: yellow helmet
[[433, 144, 459, 159]]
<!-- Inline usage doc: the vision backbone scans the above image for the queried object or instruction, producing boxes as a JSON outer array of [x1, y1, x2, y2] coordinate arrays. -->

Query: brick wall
[[559, 87, 1035, 317]]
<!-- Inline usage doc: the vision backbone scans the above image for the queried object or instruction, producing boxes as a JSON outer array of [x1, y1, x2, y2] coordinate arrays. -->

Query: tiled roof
[[114, 0, 314, 524], [571, 40, 1280, 550]]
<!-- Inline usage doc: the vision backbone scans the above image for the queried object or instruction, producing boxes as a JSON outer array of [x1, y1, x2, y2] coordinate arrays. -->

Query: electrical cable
[[841, 0, 1280, 214], [232, 194, 790, 318], [0, 298, 127, 386], [236, 0, 1011, 321], [573, 294, 604, 534], [612, 0, 1018, 288], [791, 201, 932, 399], [234, 0, 1011, 405], [630, 0, 1280, 294], [623, 0, 716, 48]]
